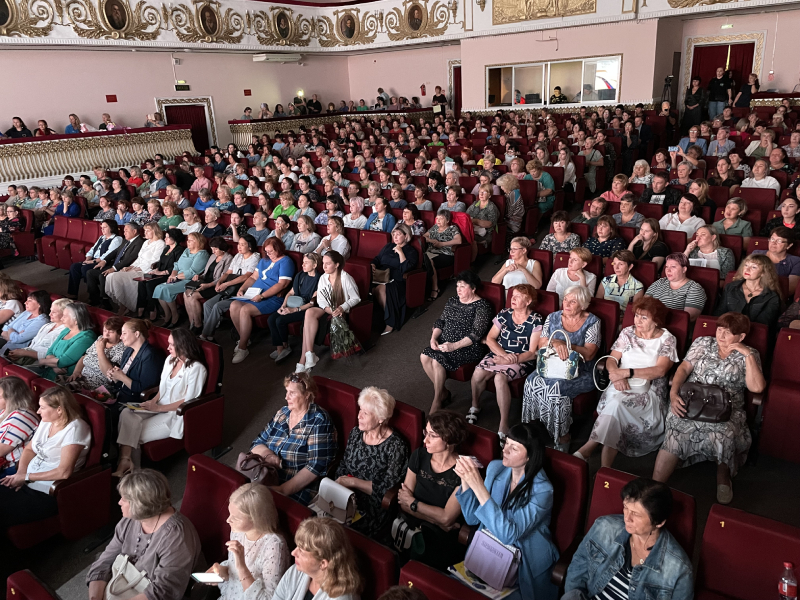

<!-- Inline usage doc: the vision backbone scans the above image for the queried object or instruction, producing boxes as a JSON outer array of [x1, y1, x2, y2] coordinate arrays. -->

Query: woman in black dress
[[371, 224, 419, 335], [139, 229, 183, 319], [681, 75, 707, 134]]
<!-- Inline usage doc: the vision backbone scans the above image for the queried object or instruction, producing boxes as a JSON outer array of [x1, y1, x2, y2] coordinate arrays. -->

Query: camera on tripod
[[665, 75, 674, 83]]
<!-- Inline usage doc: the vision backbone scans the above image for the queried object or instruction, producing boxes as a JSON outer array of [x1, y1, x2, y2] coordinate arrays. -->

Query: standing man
[[707, 67, 733, 120]]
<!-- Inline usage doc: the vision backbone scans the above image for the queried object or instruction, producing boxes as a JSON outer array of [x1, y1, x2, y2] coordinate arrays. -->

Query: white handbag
[[105, 555, 150, 600], [536, 329, 583, 380], [308, 477, 356, 525]]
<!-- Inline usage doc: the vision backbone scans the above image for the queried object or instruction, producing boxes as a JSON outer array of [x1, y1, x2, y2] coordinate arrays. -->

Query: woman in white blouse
[[105, 223, 166, 315], [113, 329, 207, 476], [555, 148, 577, 190], [313, 216, 351, 260], [178, 207, 202, 234], [4, 298, 71, 363], [207, 483, 290, 600], [0, 386, 91, 527], [547, 247, 598, 305], [296, 251, 361, 374], [0, 279, 25, 328], [658, 193, 706, 238]]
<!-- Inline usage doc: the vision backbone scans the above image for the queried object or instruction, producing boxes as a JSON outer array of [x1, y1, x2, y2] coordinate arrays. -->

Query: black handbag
[[679, 382, 732, 423]]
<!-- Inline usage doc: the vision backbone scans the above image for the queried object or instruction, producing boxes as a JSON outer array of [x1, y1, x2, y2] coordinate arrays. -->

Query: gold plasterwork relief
[[316, 8, 378, 47], [385, 0, 449, 41], [669, 0, 749, 7], [0, 0, 56, 37], [493, 0, 596, 26], [163, 0, 244, 44], [65, 0, 161, 40], [248, 6, 311, 47]]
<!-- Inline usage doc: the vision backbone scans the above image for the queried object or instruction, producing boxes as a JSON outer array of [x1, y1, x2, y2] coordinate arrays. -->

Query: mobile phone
[[460, 455, 485, 469], [668, 146, 679, 153], [192, 573, 224, 584]]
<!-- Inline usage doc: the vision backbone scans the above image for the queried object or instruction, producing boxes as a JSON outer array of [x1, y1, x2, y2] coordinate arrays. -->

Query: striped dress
[[0, 409, 40, 471]]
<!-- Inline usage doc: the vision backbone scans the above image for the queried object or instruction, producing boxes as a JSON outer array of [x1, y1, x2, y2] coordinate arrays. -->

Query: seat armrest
[[139, 386, 159, 401], [381, 484, 400, 511], [458, 523, 477, 546], [50, 464, 102, 496], [551, 536, 582, 586], [749, 390, 763, 406], [177, 392, 222, 416]]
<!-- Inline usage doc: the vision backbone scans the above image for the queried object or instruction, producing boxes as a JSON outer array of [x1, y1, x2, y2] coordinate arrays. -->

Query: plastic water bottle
[[779, 562, 797, 600]]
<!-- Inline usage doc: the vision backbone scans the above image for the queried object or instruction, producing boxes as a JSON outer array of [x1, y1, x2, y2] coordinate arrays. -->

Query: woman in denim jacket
[[563, 478, 693, 600]]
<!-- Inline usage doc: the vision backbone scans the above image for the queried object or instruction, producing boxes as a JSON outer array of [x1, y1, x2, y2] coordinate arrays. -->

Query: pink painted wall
[[459, 20, 660, 109], [0, 50, 351, 145], [680, 10, 800, 94], [347, 44, 460, 106]]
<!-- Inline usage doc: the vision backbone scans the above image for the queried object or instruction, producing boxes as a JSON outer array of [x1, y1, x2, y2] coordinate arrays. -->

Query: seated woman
[[67, 220, 123, 299], [492, 236, 543, 290], [584, 215, 626, 262], [0, 386, 91, 528], [761, 196, 799, 240], [411, 187, 433, 212], [524, 159, 556, 213], [5, 298, 70, 364], [314, 216, 351, 260], [563, 478, 693, 600], [105, 222, 166, 316], [712, 197, 752, 240], [388, 184, 408, 209], [683, 225, 735, 282], [469, 284, 543, 438], [271, 518, 361, 600], [152, 233, 209, 328], [440, 186, 466, 213], [0, 377, 39, 477], [371, 224, 419, 335], [200, 206, 225, 238], [523, 286, 600, 452], [423, 210, 463, 301], [87, 470, 204, 600], [107, 319, 164, 404], [752, 227, 800, 295], [288, 215, 320, 255], [343, 196, 367, 229], [456, 423, 559, 600], [669, 161, 695, 189], [420, 271, 493, 413], [36, 302, 96, 381], [157, 201, 183, 231], [715, 253, 781, 332], [547, 247, 598, 305], [271, 191, 297, 220], [498, 174, 525, 238], [645, 253, 707, 321], [466, 183, 500, 254], [92, 196, 115, 222], [613, 192, 645, 230], [268, 253, 321, 363], [364, 196, 397, 232], [539, 211, 581, 253], [42, 191, 81, 235], [335, 386, 409, 537], [114, 199, 132, 226], [575, 297, 678, 467], [659, 193, 705, 237], [249, 372, 336, 504], [267, 214, 295, 250], [177, 207, 202, 234], [597, 250, 645, 314], [114, 329, 207, 475], [653, 312, 766, 504], [183, 237, 232, 334], [1, 291, 50, 356], [206, 483, 290, 600], [397, 411, 467, 571], [629, 218, 670, 271], [0, 279, 24, 328], [630, 159, 654, 187], [707, 156, 742, 193], [64, 316, 125, 391], [315, 195, 345, 226], [292, 194, 317, 222], [600, 174, 629, 204], [402, 205, 426, 236]]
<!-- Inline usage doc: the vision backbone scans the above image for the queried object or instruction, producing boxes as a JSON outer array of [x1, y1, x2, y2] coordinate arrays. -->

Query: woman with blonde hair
[[683, 224, 735, 280], [207, 483, 290, 600], [153, 232, 209, 328], [630, 159, 654, 186], [272, 517, 362, 600], [0, 279, 24, 327], [715, 253, 782, 330], [497, 173, 524, 238]]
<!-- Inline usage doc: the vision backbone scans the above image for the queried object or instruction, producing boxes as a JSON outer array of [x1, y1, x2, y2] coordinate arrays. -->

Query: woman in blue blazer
[[363, 196, 397, 232], [107, 320, 164, 404], [455, 423, 559, 600]]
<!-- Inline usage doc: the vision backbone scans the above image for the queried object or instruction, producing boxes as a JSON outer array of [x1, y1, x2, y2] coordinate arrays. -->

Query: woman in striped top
[[0, 377, 39, 477]]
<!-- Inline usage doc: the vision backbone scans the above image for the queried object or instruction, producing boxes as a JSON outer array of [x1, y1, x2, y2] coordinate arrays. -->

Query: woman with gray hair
[[522, 285, 601, 452], [35, 303, 97, 381], [4, 297, 71, 363], [371, 223, 419, 335], [335, 386, 409, 537], [87, 469, 204, 600]]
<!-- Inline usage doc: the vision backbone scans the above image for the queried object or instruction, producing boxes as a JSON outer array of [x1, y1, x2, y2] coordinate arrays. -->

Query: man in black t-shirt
[[306, 94, 322, 114], [707, 67, 733, 121]]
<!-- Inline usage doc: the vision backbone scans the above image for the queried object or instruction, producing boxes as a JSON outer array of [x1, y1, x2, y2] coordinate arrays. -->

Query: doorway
[[449, 60, 462, 118], [156, 96, 217, 152], [690, 42, 755, 95]]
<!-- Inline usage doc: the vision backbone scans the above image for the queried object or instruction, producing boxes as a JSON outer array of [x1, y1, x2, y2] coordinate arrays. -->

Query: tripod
[[661, 80, 673, 105]]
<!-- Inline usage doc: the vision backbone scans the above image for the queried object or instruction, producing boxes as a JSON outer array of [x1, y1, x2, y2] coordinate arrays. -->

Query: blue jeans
[[708, 101, 727, 120]]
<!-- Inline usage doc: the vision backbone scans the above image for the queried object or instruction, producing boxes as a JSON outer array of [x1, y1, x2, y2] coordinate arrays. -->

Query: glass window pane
[[513, 65, 544, 105], [487, 67, 513, 107], [583, 57, 620, 102], [548, 61, 583, 104]]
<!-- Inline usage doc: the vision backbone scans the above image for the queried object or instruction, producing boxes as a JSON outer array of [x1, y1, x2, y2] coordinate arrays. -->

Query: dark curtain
[[453, 66, 462, 119], [726, 42, 755, 92], [164, 105, 210, 152], [691, 44, 729, 88]]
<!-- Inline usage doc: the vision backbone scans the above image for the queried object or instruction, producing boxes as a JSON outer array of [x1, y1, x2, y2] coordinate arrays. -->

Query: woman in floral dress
[[653, 312, 766, 505], [574, 297, 678, 467]]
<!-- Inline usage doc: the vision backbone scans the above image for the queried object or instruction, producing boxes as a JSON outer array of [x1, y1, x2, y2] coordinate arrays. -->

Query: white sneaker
[[572, 450, 588, 463], [295, 362, 307, 373], [304, 351, 319, 370], [232, 348, 249, 364], [275, 346, 292, 362], [269, 349, 280, 359]]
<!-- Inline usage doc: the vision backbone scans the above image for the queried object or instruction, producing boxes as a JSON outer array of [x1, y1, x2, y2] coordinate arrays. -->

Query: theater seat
[[270, 488, 314, 549], [180, 455, 248, 563], [461, 424, 501, 468], [39, 217, 69, 268], [399, 560, 486, 600], [759, 328, 800, 462], [141, 393, 226, 462], [313, 376, 360, 466], [544, 448, 588, 554], [387, 399, 424, 452], [696, 505, 800, 600], [6, 570, 58, 600], [345, 528, 397, 600]]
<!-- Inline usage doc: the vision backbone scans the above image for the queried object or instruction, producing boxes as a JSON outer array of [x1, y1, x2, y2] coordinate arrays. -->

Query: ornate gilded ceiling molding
[[668, 0, 748, 7], [163, 0, 244, 44], [65, 0, 162, 40], [316, 8, 378, 47], [494, 0, 596, 26], [385, 0, 449, 40], [0, 0, 56, 37], [248, 6, 311, 46]]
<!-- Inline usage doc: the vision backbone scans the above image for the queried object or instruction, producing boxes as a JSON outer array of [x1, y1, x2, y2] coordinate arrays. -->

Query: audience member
[[715, 253, 781, 331], [0, 377, 39, 477], [547, 247, 598, 304], [492, 236, 543, 290], [0, 290, 50, 356], [64, 316, 125, 392]]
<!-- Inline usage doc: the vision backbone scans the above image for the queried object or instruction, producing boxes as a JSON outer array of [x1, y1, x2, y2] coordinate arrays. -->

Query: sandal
[[427, 289, 440, 302], [466, 407, 481, 425], [441, 389, 453, 408], [112, 458, 133, 478]]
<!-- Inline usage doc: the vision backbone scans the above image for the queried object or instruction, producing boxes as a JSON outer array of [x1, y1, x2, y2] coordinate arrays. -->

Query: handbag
[[373, 268, 390, 284], [286, 295, 305, 309], [536, 329, 582, 380], [593, 356, 651, 394], [219, 269, 243, 299], [236, 452, 280, 485], [679, 382, 732, 423], [308, 477, 356, 525], [464, 529, 521, 591], [184, 280, 202, 291], [391, 515, 422, 552], [105, 555, 150, 600]]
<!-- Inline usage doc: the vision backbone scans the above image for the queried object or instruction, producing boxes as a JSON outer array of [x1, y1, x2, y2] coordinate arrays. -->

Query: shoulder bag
[[236, 452, 280, 486], [308, 477, 356, 525], [679, 382, 732, 423], [105, 554, 150, 600], [390, 515, 422, 553], [536, 328, 582, 380], [593, 355, 651, 394], [464, 529, 521, 591]]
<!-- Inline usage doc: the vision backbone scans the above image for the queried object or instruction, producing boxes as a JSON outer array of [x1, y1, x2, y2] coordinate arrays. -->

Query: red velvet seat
[[696, 505, 800, 600], [587, 297, 620, 353], [661, 229, 687, 254], [622, 305, 691, 352], [270, 488, 314, 548], [345, 528, 397, 600], [387, 399, 424, 452], [544, 447, 589, 553], [602, 258, 658, 289], [11, 209, 36, 259], [55, 218, 86, 271], [1, 363, 39, 389], [313, 376, 360, 465], [554, 251, 602, 279], [400, 560, 486, 600], [180, 455, 248, 563], [461, 424, 501, 467], [686, 265, 719, 314], [6, 570, 58, 600], [759, 328, 800, 462], [532, 248, 553, 284], [70, 220, 101, 265], [637, 203, 665, 220], [30, 378, 58, 401], [738, 187, 777, 228], [39, 216, 69, 267]]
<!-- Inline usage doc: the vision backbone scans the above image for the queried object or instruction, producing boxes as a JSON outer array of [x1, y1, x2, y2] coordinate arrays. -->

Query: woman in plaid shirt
[[249, 372, 337, 505]]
